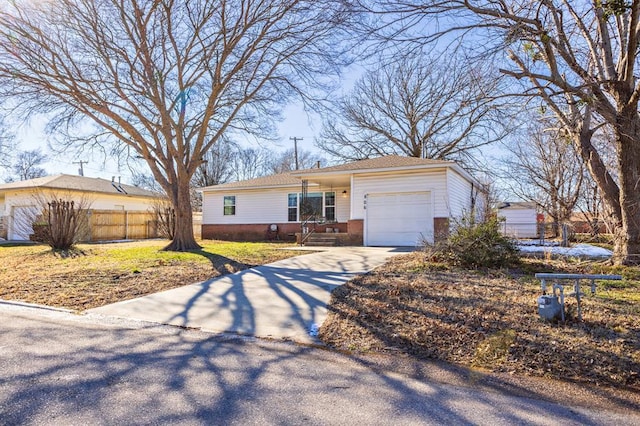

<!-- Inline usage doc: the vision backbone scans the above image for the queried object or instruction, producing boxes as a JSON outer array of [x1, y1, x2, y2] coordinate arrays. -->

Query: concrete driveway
[[88, 247, 407, 343]]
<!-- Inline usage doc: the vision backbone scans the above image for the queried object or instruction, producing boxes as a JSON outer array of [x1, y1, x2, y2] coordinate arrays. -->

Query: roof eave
[[199, 181, 318, 192], [446, 164, 485, 190], [199, 163, 484, 192], [291, 163, 453, 178], [0, 185, 158, 198]]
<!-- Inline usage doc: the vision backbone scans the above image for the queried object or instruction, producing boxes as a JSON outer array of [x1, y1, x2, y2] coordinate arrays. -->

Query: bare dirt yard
[[0, 240, 306, 310], [320, 252, 640, 392]]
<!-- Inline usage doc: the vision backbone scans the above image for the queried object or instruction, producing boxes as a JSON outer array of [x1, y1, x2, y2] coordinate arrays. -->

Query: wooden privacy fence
[[87, 210, 159, 241]]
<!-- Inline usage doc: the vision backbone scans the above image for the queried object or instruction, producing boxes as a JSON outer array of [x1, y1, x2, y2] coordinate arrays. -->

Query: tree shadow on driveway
[[3, 307, 632, 425], [89, 248, 397, 342]]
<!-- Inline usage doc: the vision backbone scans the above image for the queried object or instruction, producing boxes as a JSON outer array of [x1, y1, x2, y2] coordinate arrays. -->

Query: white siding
[[2, 189, 154, 212], [447, 169, 474, 221], [86, 195, 153, 210], [499, 208, 538, 238], [203, 186, 351, 224], [203, 188, 290, 224], [351, 170, 448, 219], [1, 189, 156, 240], [335, 188, 350, 222]]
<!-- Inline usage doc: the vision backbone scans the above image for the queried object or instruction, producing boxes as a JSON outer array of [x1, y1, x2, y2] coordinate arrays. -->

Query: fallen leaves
[[320, 253, 640, 390]]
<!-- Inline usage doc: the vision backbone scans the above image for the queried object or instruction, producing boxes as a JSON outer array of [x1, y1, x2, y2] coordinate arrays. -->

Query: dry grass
[[320, 252, 640, 391], [4, 239, 638, 390], [0, 240, 306, 310]]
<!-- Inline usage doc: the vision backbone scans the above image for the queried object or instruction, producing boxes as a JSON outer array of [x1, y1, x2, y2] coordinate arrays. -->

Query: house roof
[[497, 201, 537, 210], [200, 173, 308, 191], [0, 174, 159, 198], [200, 155, 483, 192], [294, 155, 452, 175], [291, 155, 482, 188]]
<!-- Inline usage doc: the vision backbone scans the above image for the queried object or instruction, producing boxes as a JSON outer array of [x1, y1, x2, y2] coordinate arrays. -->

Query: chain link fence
[[501, 221, 614, 246]]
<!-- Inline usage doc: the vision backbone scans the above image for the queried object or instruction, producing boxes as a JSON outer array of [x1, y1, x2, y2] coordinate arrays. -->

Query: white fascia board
[[199, 182, 319, 193], [293, 163, 483, 188]]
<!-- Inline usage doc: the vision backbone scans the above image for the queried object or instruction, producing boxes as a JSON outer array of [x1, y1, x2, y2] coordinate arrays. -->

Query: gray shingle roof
[[293, 155, 452, 175], [201, 155, 472, 192], [0, 174, 159, 198], [201, 173, 301, 191]]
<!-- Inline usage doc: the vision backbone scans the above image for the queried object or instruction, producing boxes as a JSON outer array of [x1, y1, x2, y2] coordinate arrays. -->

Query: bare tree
[[231, 147, 274, 182], [0, 116, 14, 171], [12, 189, 92, 247], [577, 176, 607, 236], [43, 198, 91, 251], [575, 126, 619, 236], [0, 0, 355, 251], [365, 0, 640, 264], [502, 121, 584, 237], [192, 137, 238, 188], [316, 51, 507, 165], [8, 149, 47, 182], [267, 148, 324, 174], [131, 172, 163, 193]]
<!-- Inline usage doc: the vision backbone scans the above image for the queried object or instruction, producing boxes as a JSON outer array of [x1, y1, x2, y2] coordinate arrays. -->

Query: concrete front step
[[305, 239, 337, 245], [305, 239, 338, 246], [297, 232, 352, 246], [304, 233, 341, 246]]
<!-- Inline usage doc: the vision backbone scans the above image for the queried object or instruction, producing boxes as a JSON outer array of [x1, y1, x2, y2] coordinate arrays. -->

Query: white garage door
[[9, 205, 39, 240], [365, 191, 433, 246]]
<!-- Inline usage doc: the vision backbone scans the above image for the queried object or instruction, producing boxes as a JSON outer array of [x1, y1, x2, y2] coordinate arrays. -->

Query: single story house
[[200, 155, 486, 246], [497, 201, 540, 238], [0, 174, 160, 240]]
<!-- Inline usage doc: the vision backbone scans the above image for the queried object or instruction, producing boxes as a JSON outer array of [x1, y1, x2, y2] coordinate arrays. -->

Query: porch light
[[342, 190, 347, 197]]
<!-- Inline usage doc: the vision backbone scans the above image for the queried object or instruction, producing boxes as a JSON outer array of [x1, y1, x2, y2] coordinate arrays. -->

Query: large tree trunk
[[613, 111, 640, 265], [572, 129, 627, 262], [574, 131, 622, 223], [163, 177, 201, 252]]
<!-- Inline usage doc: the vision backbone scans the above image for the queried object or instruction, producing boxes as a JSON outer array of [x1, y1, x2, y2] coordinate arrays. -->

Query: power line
[[289, 136, 303, 170], [72, 160, 88, 176]]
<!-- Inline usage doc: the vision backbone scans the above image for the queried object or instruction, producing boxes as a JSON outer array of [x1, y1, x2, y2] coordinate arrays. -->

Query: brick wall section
[[347, 219, 364, 245], [202, 222, 348, 242], [203, 218, 445, 245], [434, 217, 450, 241]]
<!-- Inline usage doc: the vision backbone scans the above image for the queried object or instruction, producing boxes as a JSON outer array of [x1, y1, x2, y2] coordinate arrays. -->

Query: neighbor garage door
[[365, 191, 433, 246], [9, 205, 39, 240]]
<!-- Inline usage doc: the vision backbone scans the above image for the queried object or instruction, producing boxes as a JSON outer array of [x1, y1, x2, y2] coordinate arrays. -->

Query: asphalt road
[[1, 303, 638, 426]]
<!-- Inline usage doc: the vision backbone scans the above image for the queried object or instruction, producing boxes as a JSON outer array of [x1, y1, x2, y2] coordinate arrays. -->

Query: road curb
[[0, 299, 76, 313]]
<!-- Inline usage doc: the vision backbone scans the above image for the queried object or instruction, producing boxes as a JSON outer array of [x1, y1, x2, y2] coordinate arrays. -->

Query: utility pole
[[73, 160, 88, 176], [289, 136, 303, 170]]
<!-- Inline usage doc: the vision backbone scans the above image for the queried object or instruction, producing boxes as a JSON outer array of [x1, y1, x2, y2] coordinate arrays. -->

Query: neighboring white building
[[200, 155, 487, 246], [0, 174, 160, 240], [497, 202, 539, 238]]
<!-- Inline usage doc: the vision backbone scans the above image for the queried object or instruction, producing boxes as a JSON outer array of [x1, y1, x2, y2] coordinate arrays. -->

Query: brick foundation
[[202, 222, 348, 242], [347, 219, 364, 245], [203, 218, 446, 246], [434, 217, 450, 241]]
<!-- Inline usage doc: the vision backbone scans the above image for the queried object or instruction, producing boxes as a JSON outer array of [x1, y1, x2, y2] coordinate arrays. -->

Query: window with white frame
[[223, 195, 236, 215], [287, 191, 336, 222], [325, 192, 335, 221], [288, 193, 297, 222]]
